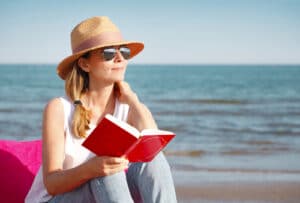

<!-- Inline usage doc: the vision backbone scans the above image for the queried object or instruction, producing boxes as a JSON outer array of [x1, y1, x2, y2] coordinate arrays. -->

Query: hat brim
[[57, 41, 144, 80]]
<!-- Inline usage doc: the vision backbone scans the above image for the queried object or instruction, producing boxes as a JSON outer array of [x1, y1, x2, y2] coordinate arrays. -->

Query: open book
[[82, 114, 175, 162]]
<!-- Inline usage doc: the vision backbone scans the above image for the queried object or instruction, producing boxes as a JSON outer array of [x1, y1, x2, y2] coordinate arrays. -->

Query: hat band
[[73, 32, 123, 54]]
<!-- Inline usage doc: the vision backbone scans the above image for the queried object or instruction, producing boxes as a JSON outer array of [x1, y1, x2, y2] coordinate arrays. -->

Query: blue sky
[[0, 0, 300, 64]]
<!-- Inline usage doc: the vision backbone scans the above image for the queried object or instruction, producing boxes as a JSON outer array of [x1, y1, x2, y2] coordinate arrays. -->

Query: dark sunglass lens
[[120, 47, 131, 60], [103, 48, 116, 61]]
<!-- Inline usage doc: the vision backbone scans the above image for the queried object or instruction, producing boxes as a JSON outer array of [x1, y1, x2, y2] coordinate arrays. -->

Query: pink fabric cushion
[[0, 140, 42, 203]]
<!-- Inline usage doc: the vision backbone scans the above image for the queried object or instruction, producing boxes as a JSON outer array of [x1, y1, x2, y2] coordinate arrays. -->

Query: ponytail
[[65, 62, 91, 138]]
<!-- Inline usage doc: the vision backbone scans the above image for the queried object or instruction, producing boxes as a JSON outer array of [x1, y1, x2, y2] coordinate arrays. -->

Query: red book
[[82, 114, 175, 162]]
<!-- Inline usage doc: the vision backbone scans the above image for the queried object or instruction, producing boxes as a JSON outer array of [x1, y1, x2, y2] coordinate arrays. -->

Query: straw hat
[[57, 16, 144, 80]]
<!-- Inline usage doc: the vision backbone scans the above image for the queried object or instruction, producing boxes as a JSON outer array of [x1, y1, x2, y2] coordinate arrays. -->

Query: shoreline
[[175, 181, 300, 203], [171, 166, 300, 202]]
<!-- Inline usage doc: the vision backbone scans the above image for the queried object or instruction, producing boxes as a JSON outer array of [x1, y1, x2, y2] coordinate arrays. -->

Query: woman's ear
[[77, 57, 90, 72]]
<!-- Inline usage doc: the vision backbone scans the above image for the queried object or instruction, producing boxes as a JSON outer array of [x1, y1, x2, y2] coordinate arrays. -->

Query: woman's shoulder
[[44, 97, 65, 115], [45, 96, 71, 109]]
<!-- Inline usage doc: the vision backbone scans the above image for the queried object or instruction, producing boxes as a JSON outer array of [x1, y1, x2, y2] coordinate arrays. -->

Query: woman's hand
[[114, 81, 139, 106], [86, 156, 129, 177], [115, 81, 157, 131]]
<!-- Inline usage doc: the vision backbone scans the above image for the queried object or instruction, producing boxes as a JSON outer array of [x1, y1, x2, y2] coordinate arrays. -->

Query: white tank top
[[25, 96, 129, 203]]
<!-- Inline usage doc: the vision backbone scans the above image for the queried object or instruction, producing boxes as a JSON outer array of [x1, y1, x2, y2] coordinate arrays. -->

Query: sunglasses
[[102, 46, 131, 61]]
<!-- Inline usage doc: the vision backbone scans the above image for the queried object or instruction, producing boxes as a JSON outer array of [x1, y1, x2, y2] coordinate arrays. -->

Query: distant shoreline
[[0, 63, 300, 67]]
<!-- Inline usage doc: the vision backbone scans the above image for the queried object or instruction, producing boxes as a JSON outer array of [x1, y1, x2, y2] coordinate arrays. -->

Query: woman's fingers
[[104, 157, 129, 165], [86, 156, 129, 177], [115, 81, 139, 105], [99, 157, 129, 175]]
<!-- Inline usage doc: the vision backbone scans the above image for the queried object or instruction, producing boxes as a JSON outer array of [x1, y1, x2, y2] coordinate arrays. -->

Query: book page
[[141, 129, 174, 136], [105, 114, 140, 138]]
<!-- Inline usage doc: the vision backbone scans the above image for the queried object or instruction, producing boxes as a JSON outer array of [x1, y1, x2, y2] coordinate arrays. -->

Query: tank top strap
[[59, 96, 73, 131]]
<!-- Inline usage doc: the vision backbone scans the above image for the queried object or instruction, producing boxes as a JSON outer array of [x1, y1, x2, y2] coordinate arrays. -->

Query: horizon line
[[0, 62, 300, 66]]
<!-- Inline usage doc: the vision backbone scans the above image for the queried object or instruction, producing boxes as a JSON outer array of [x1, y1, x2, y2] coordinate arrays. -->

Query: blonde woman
[[25, 16, 177, 203]]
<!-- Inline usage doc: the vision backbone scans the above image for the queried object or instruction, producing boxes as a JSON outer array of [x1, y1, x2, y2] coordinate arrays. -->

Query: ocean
[[1, 64, 300, 184]]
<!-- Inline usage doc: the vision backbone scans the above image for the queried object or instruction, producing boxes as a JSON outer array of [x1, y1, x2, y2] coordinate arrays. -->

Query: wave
[[220, 147, 291, 156], [172, 164, 300, 174], [154, 99, 246, 105], [164, 150, 205, 157], [0, 108, 18, 113], [212, 127, 300, 137], [154, 109, 300, 118], [165, 144, 297, 159], [265, 122, 300, 129], [0, 107, 42, 113], [153, 98, 300, 105]]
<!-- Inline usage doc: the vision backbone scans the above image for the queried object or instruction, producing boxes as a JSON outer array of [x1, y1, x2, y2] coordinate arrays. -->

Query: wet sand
[[176, 181, 300, 203]]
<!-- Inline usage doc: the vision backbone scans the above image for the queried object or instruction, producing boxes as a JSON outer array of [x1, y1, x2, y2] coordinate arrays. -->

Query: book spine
[[123, 138, 142, 159]]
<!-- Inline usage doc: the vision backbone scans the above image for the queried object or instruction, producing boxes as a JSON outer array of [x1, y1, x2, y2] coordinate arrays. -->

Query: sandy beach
[[176, 181, 300, 203], [171, 161, 300, 202]]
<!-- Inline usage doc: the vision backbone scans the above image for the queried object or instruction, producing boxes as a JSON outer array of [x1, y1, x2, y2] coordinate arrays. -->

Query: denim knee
[[89, 171, 134, 203], [145, 152, 172, 173], [127, 152, 177, 203]]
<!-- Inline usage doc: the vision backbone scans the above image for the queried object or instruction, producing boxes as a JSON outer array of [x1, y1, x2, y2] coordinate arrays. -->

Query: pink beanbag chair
[[0, 140, 42, 203]]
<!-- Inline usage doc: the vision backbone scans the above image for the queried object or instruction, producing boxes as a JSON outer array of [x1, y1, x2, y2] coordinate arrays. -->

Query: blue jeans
[[48, 153, 177, 203]]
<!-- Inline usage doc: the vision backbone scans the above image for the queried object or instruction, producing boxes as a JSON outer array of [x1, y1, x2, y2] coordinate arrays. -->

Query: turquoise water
[[1, 64, 300, 181]]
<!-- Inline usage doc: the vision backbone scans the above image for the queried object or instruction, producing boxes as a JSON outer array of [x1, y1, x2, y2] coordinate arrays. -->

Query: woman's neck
[[84, 83, 116, 124]]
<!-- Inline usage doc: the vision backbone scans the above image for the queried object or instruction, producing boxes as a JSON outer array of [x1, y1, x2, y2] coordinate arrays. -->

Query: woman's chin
[[112, 75, 125, 82]]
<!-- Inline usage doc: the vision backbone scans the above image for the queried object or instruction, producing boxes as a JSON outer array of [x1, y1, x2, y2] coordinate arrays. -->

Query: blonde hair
[[65, 61, 91, 138]]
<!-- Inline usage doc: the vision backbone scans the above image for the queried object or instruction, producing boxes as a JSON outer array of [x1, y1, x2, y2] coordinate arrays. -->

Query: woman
[[25, 16, 177, 203]]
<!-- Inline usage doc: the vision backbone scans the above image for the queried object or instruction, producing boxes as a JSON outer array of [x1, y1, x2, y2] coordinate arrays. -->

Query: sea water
[[1, 64, 300, 183]]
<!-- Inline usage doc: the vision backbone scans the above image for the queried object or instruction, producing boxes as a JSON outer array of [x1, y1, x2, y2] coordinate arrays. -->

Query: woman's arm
[[115, 81, 157, 131], [42, 98, 128, 195]]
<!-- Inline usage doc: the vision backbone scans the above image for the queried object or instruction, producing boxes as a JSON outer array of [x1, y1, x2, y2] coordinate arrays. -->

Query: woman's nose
[[114, 49, 124, 62]]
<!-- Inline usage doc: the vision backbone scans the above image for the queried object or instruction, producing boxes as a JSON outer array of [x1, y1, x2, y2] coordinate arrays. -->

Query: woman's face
[[82, 46, 129, 84]]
